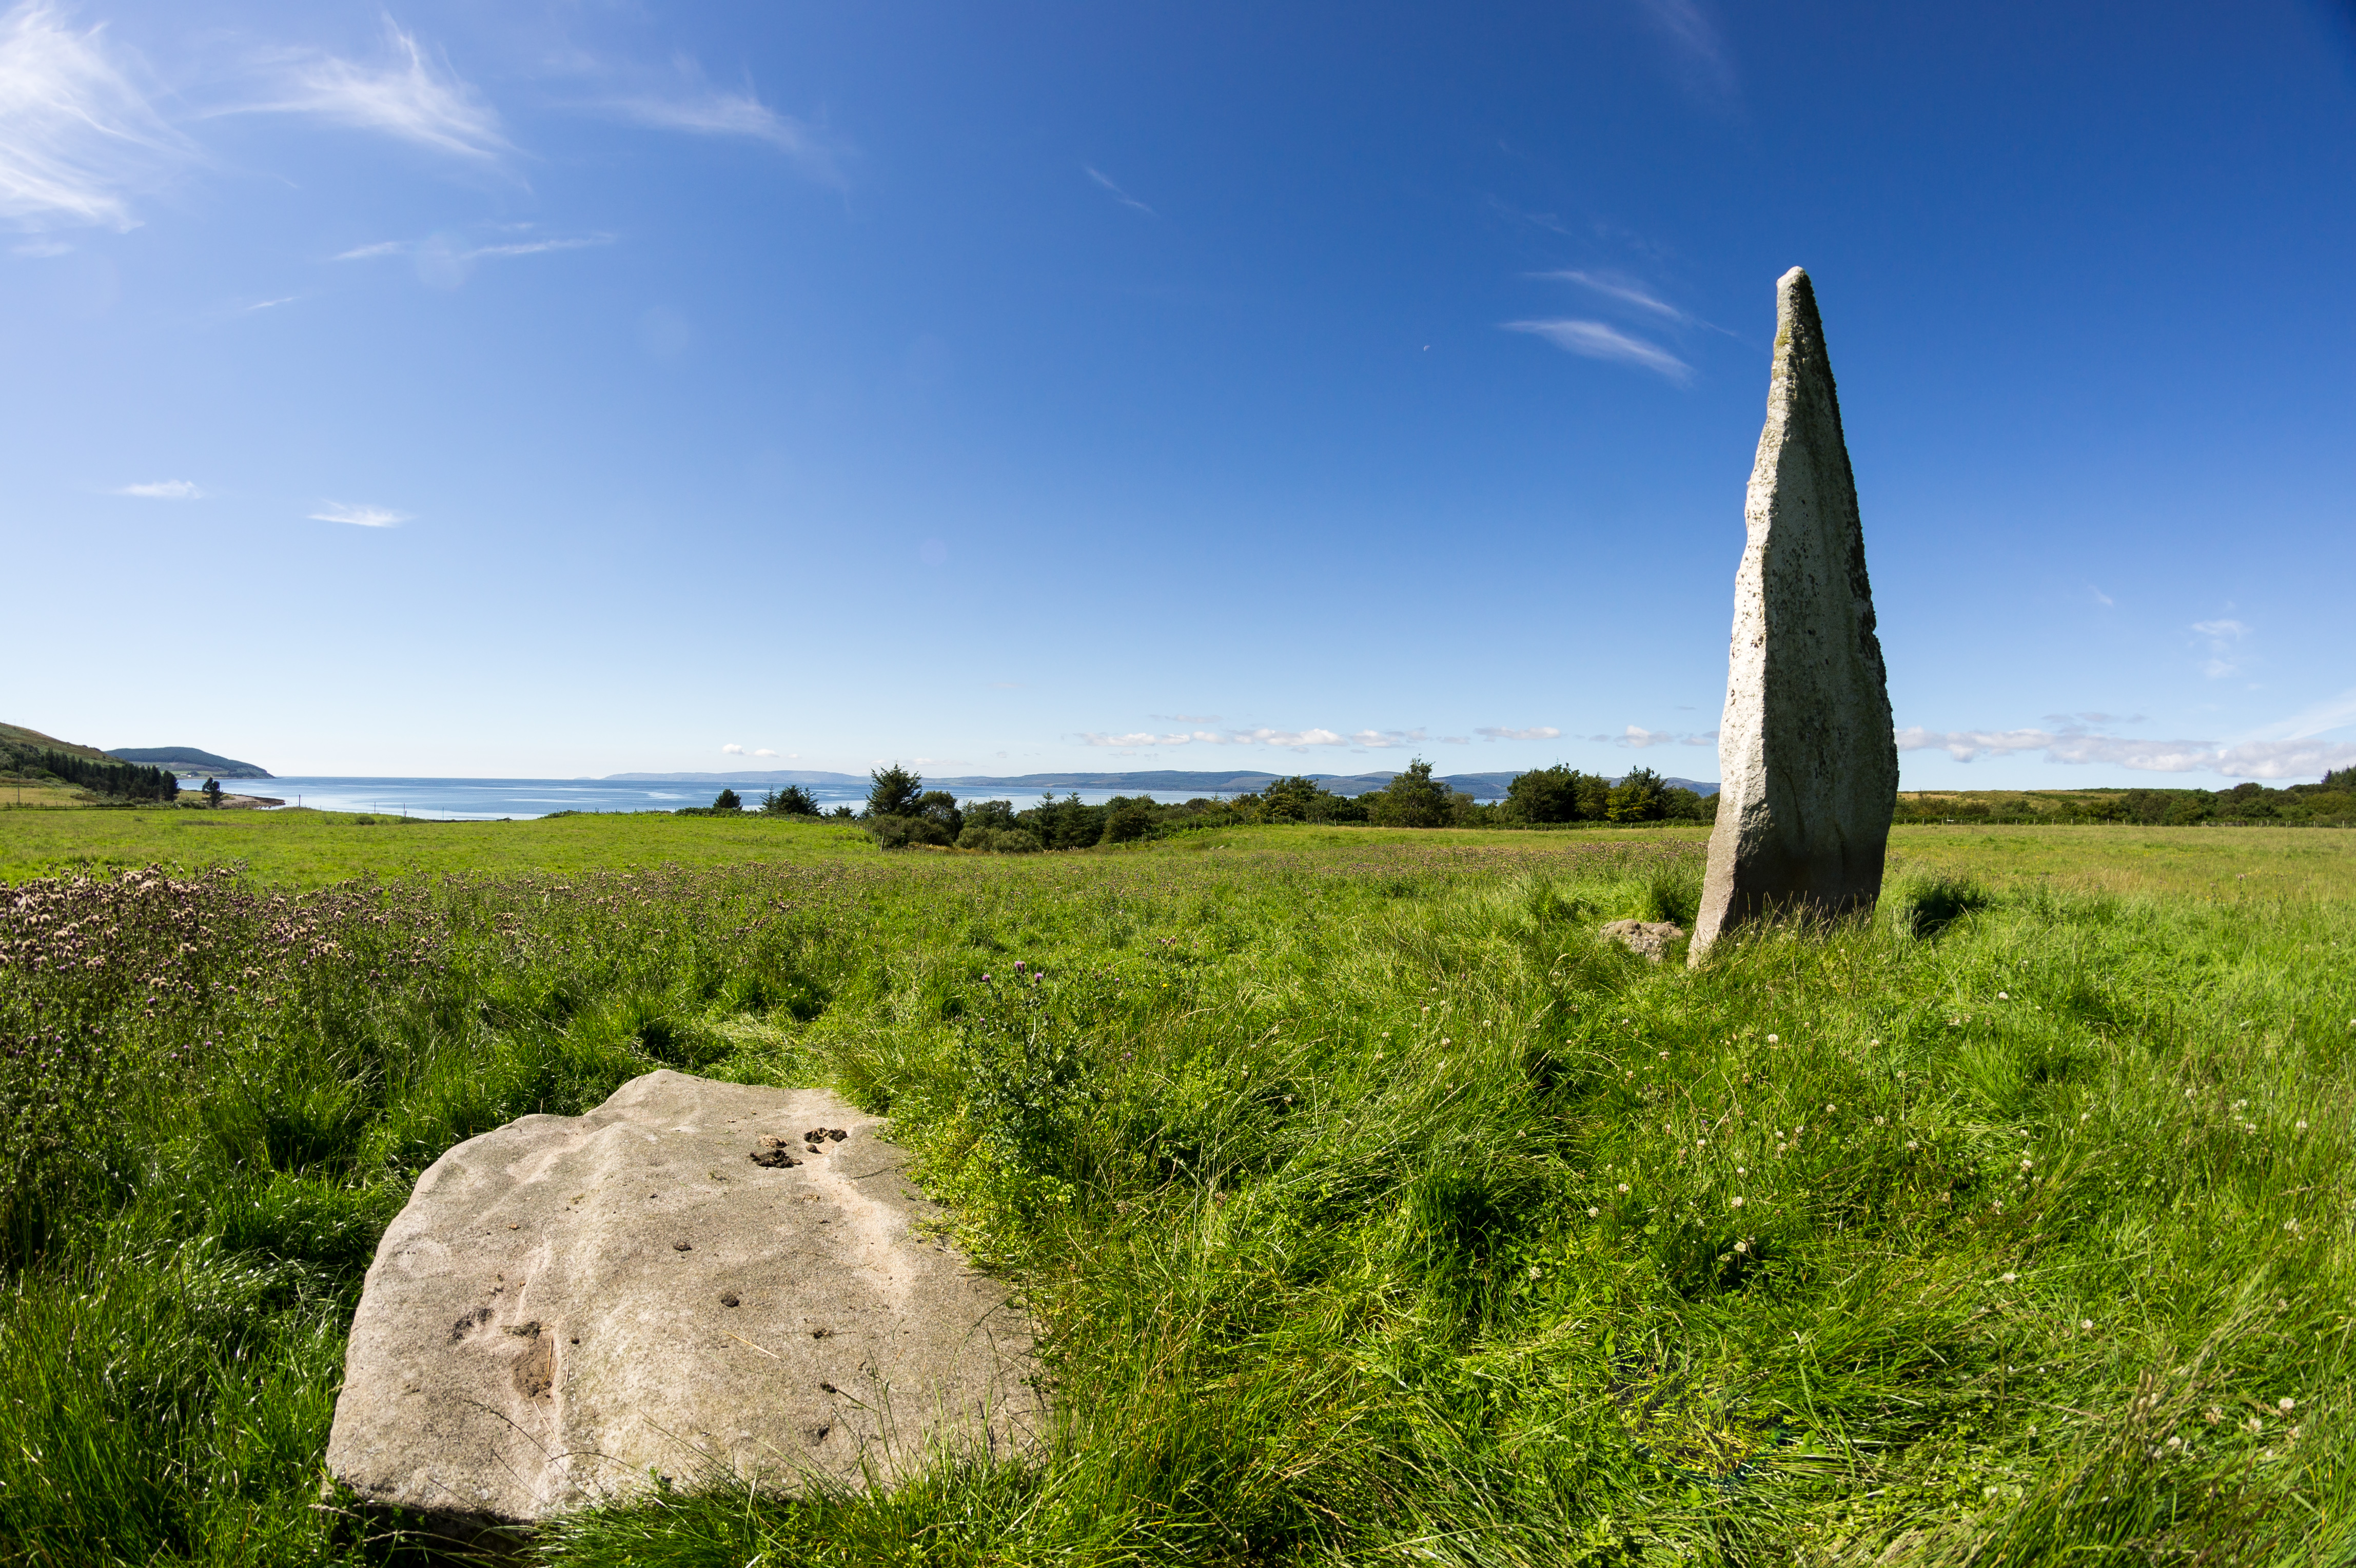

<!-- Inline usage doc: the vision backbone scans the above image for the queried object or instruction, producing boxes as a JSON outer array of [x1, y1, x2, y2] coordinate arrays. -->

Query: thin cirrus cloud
[[336, 232, 611, 262], [1503, 319, 1692, 384], [1529, 270, 1686, 322], [335, 230, 611, 289], [1895, 720, 2356, 780], [114, 479, 202, 499], [227, 22, 507, 162], [2191, 617, 2251, 678], [1475, 725, 1561, 741], [1082, 727, 1415, 750], [1638, 0, 1739, 106], [309, 501, 406, 527], [1084, 164, 1154, 214], [720, 744, 781, 758], [605, 87, 843, 182], [1592, 724, 1716, 748], [0, 0, 193, 229]]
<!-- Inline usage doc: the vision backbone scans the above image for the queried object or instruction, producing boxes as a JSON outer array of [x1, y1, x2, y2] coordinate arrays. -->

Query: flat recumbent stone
[[325, 1070, 1038, 1536]]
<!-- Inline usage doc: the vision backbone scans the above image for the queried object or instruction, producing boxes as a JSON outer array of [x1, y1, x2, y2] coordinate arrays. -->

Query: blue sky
[[5, 0, 2353, 786]]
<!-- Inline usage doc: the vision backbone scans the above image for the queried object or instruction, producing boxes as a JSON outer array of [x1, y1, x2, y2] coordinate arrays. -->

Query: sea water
[[198, 777, 1193, 821]]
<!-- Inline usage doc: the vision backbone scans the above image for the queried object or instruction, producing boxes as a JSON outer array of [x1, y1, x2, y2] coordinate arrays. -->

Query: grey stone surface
[[1691, 268, 1897, 962], [1600, 919, 1685, 962], [325, 1070, 1037, 1533]]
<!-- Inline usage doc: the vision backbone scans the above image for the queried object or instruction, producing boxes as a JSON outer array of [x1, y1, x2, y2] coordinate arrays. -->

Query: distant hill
[[601, 766, 1717, 801], [2, 720, 116, 763], [107, 746, 273, 779], [600, 769, 870, 786]]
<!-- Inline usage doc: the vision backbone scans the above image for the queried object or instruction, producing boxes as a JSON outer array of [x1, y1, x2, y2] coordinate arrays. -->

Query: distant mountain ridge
[[108, 747, 273, 779], [601, 767, 1718, 799]]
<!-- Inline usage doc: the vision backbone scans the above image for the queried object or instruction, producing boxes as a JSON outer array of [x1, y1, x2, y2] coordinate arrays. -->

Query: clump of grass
[[1887, 868, 1994, 937], [1, 837, 2350, 1563]]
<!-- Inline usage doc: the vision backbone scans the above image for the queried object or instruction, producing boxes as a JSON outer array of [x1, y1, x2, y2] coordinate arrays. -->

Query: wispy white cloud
[[335, 229, 611, 288], [467, 235, 607, 258], [235, 22, 506, 161], [309, 501, 406, 527], [1079, 726, 1391, 750], [720, 743, 745, 755], [0, 0, 192, 229], [1636, 0, 1738, 106], [608, 87, 841, 182], [1896, 721, 2356, 780], [2192, 617, 2252, 678], [1592, 724, 1715, 748], [751, 748, 778, 758], [12, 236, 68, 253], [2245, 685, 2356, 744], [1084, 164, 1153, 215], [114, 478, 201, 499], [2090, 585, 2115, 607], [240, 295, 296, 311], [1475, 724, 1562, 741], [1441, 735, 1471, 744], [1504, 318, 1691, 384], [1528, 269, 1685, 321], [1150, 712, 1219, 723]]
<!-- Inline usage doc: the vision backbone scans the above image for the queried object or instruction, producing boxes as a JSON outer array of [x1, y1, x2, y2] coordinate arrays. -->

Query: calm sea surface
[[205, 777, 1185, 821]]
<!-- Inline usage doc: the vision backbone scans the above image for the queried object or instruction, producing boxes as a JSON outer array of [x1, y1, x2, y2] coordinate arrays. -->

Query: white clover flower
[[2296, 1120, 2308, 1132], [1734, 1239, 1751, 1254], [1586, 1206, 1599, 1218], [2248, 1416, 2265, 1433], [1998, 991, 2009, 1000], [1735, 1166, 1746, 1176], [1906, 1140, 1919, 1150], [2166, 1436, 2183, 1451], [2000, 1271, 2018, 1283], [1766, 1033, 1778, 1043], [2206, 1406, 2223, 1423], [1731, 1196, 1745, 1208], [2079, 1319, 2093, 1331], [2279, 1397, 2296, 1413], [1617, 1183, 1631, 1193]]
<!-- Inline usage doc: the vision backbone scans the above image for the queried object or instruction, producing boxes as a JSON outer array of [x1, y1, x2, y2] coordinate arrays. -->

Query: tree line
[[1893, 775, 2356, 827], [788, 759, 1718, 852], [1, 745, 179, 802]]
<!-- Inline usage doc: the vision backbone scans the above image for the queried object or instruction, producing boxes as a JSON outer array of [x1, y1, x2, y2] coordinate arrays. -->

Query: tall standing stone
[[1690, 268, 1896, 962]]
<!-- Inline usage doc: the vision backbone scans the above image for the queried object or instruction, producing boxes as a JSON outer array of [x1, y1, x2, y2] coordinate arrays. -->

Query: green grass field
[[1, 814, 2349, 1564]]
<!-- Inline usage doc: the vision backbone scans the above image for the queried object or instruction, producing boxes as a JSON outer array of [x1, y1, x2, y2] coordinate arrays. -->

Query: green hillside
[[0, 720, 114, 763], [105, 746, 272, 778]]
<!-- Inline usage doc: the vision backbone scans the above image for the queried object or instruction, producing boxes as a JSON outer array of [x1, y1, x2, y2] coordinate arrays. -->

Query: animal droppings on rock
[[819, 1381, 839, 1394], [721, 1292, 739, 1307], [828, 1129, 847, 1142], [673, 1241, 692, 1251], [748, 1136, 802, 1168]]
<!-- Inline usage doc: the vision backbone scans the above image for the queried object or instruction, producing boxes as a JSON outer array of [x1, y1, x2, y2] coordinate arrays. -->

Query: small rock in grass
[[1602, 920, 1686, 962]]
